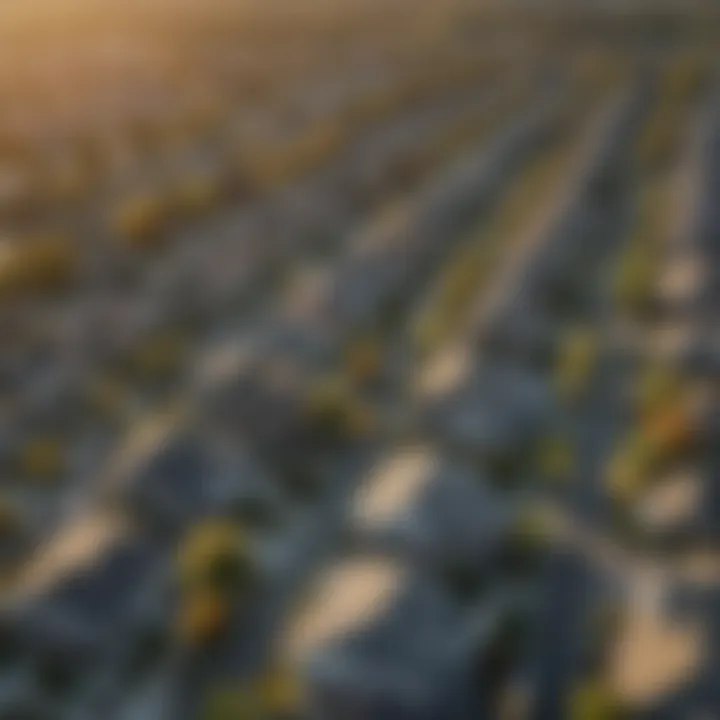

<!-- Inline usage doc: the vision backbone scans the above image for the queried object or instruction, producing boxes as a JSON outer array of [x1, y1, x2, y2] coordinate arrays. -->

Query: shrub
[[636, 364, 684, 420], [304, 375, 375, 440], [504, 508, 552, 574], [255, 665, 305, 717], [643, 403, 695, 461], [177, 519, 253, 594], [535, 433, 575, 486], [18, 437, 65, 480], [0, 498, 24, 541], [202, 666, 305, 720], [177, 586, 231, 646], [48, 161, 91, 202], [554, 327, 599, 401], [613, 248, 656, 316], [84, 375, 128, 421], [203, 688, 264, 720], [412, 313, 444, 356], [605, 434, 653, 505], [568, 680, 625, 720], [344, 336, 382, 385], [127, 331, 187, 378], [112, 192, 172, 249], [0, 236, 77, 298], [173, 173, 224, 215], [244, 120, 346, 192]]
